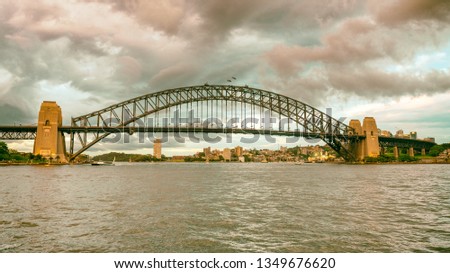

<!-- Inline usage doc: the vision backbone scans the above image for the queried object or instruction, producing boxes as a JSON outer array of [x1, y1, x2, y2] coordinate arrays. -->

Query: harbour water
[[0, 163, 449, 252]]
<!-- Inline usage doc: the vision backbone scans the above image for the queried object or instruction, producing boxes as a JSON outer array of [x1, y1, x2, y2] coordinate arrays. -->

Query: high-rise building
[[424, 137, 435, 143], [300, 147, 308, 155], [223, 148, 231, 161], [395, 129, 404, 138], [410, 131, 417, 140], [203, 147, 211, 160], [153, 139, 162, 159], [235, 146, 243, 157]]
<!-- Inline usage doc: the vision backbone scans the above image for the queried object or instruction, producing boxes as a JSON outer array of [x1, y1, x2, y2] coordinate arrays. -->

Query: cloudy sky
[[1, 0, 449, 155]]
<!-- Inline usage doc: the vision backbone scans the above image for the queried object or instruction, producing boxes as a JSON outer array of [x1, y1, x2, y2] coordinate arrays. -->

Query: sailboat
[[91, 157, 115, 166]]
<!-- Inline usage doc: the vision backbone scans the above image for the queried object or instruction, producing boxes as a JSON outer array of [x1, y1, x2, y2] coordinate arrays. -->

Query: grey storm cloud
[[0, 0, 450, 126], [263, 0, 450, 104], [368, 0, 450, 25]]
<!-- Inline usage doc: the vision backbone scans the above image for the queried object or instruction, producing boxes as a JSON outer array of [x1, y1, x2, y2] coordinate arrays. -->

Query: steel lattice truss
[[379, 136, 435, 149], [0, 131, 37, 140], [0, 126, 37, 140], [69, 85, 357, 161]]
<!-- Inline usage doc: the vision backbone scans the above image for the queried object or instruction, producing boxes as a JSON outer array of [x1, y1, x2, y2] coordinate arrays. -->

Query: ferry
[[91, 157, 115, 166]]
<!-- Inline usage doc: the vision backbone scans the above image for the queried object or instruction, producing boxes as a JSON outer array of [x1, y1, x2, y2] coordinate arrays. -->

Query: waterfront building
[[395, 129, 404, 138], [203, 147, 211, 160], [380, 130, 393, 137], [235, 146, 243, 157], [300, 147, 308, 155], [223, 148, 231, 161], [153, 139, 162, 159], [171, 155, 185, 162]]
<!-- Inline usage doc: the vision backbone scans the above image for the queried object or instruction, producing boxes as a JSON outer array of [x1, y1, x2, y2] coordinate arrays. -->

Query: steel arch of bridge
[[69, 85, 356, 161]]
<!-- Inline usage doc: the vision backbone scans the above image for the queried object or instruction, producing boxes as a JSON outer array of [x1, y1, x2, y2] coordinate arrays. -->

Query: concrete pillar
[[349, 119, 363, 135], [421, 148, 426, 156], [380, 146, 385, 155], [362, 117, 380, 158], [33, 101, 68, 163], [349, 119, 364, 161], [408, 147, 415, 157], [393, 146, 399, 159], [153, 138, 162, 159]]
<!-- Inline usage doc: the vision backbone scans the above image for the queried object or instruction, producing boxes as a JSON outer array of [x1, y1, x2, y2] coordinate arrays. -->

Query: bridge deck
[[59, 126, 358, 139], [0, 125, 38, 131], [0, 125, 436, 149]]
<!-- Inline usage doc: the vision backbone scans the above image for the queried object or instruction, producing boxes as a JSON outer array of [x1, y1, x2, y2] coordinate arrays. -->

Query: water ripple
[[0, 163, 449, 252]]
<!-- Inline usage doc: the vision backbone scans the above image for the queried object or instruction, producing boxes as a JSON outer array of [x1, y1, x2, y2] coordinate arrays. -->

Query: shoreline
[[1, 160, 449, 166]]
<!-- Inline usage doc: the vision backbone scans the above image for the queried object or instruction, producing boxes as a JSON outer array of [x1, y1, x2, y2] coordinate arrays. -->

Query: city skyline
[[1, 0, 449, 155]]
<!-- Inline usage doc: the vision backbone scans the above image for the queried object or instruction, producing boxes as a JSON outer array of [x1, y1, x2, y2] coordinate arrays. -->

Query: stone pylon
[[348, 117, 380, 161], [349, 119, 364, 161], [362, 117, 380, 158], [33, 101, 68, 163], [393, 146, 399, 159]]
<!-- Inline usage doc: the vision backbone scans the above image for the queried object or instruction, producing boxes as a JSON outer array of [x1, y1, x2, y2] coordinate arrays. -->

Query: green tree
[[398, 154, 418, 162], [429, 145, 445, 157], [35, 154, 43, 161], [378, 154, 395, 162], [243, 155, 252, 162], [0, 141, 10, 161], [364, 156, 378, 163]]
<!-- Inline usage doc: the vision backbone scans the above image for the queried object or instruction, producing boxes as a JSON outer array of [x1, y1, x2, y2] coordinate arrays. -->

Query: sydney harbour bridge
[[0, 85, 435, 162]]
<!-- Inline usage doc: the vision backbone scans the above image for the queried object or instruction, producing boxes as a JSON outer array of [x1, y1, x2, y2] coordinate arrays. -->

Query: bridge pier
[[362, 117, 380, 158], [421, 148, 426, 156], [349, 117, 380, 161], [408, 147, 415, 157], [349, 119, 364, 161], [33, 101, 68, 163], [393, 146, 399, 159]]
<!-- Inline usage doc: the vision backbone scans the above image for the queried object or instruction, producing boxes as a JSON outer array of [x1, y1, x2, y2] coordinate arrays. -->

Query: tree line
[[0, 141, 46, 163]]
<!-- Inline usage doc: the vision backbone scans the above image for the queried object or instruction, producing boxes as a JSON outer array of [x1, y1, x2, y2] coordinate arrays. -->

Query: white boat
[[91, 157, 115, 166]]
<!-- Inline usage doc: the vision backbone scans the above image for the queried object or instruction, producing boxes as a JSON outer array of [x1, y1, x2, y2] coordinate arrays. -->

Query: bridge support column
[[408, 147, 415, 157], [393, 146, 399, 160], [362, 117, 380, 158], [421, 148, 426, 156], [348, 117, 380, 161], [349, 119, 364, 161], [33, 101, 68, 163]]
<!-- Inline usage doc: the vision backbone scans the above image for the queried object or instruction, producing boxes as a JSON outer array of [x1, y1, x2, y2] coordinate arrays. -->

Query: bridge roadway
[[0, 125, 436, 149], [0, 125, 359, 139]]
